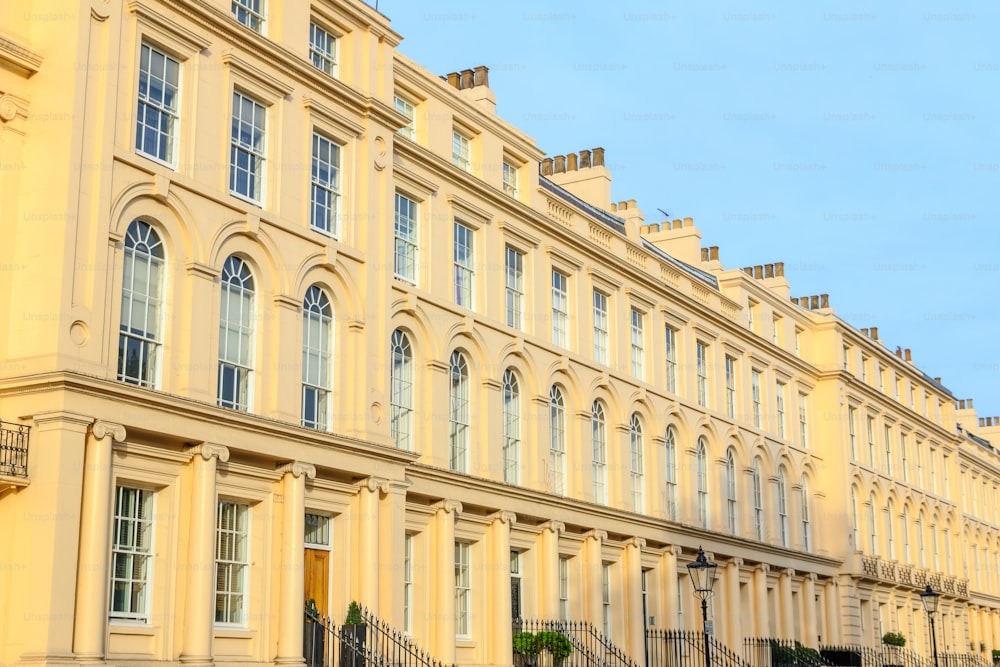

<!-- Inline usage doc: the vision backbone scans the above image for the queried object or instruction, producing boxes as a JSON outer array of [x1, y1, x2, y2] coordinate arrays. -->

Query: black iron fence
[[305, 605, 387, 667], [745, 639, 829, 667], [0, 420, 29, 477], [358, 605, 455, 667], [514, 619, 638, 667], [646, 629, 752, 667], [816, 645, 986, 667], [939, 653, 992, 667]]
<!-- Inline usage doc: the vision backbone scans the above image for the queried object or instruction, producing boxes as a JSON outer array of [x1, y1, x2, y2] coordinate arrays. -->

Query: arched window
[[725, 448, 738, 535], [868, 493, 878, 555], [665, 427, 678, 521], [502, 369, 520, 484], [901, 506, 911, 563], [119, 220, 164, 387], [800, 474, 811, 551], [886, 499, 896, 560], [919, 512, 927, 568], [591, 401, 607, 504], [549, 385, 566, 495], [449, 351, 470, 472], [389, 329, 413, 450], [752, 458, 764, 540], [630, 414, 645, 513], [697, 438, 709, 528], [301, 285, 333, 430], [930, 518, 937, 570], [777, 466, 789, 547], [218, 255, 255, 411]]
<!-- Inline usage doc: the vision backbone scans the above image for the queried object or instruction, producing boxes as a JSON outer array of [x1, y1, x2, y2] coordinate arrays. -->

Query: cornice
[[0, 33, 43, 76]]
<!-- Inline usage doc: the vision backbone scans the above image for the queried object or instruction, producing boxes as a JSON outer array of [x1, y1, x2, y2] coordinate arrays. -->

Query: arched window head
[[697, 437, 709, 528], [629, 414, 644, 513], [800, 474, 811, 551], [119, 220, 165, 388], [665, 427, 678, 521], [777, 466, 789, 547], [448, 351, 470, 472], [502, 369, 521, 484], [726, 448, 738, 535], [752, 458, 764, 540], [389, 329, 413, 450], [592, 401, 608, 505], [301, 285, 333, 430], [218, 255, 255, 412]]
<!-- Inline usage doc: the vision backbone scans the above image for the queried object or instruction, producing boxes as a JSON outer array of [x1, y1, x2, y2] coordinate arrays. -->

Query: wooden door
[[305, 548, 329, 616]]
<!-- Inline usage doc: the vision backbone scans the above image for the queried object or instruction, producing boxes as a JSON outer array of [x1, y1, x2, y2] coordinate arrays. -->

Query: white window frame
[[601, 563, 612, 638], [304, 513, 331, 548], [775, 381, 786, 438], [777, 468, 789, 547], [696, 342, 708, 406], [110, 485, 155, 622], [452, 130, 471, 172], [232, 0, 265, 32], [453, 222, 475, 308], [593, 290, 609, 364], [403, 534, 413, 634], [502, 369, 521, 484], [665, 427, 678, 521], [552, 271, 569, 348], [630, 414, 645, 513], [310, 131, 341, 237], [848, 406, 858, 460], [725, 356, 736, 419], [592, 401, 608, 504], [301, 285, 333, 430], [558, 557, 570, 621], [505, 247, 524, 330], [549, 386, 567, 495], [751, 370, 762, 427], [390, 329, 413, 450], [215, 500, 250, 626], [218, 255, 255, 412], [799, 392, 809, 447], [394, 95, 416, 140], [752, 459, 764, 541], [229, 91, 267, 205], [725, 449, 738, 535], [800, 476, 811, 551], [118, 220, 165, 388], [697, 438, 709, 528], [135, 42, 180, 167], [502, 160, 519, 198], [449, 351, 470, 473], [393, 193, 418, 284], [631, 309, 645, 380], [665, 328, 677, 393], [455, 542, 471, 638], [308, 22, 338, 77]]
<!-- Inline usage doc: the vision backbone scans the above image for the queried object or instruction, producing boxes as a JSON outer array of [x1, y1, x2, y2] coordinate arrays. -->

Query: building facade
[[1, 2, 998, 667]]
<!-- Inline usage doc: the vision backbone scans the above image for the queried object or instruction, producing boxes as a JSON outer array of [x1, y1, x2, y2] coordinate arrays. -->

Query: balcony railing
[[0, 420, 30, 478], [859, 554, 968, 598]]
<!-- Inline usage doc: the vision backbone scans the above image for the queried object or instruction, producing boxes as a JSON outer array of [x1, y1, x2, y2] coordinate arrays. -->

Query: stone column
[[584, 530, 608, 627], [433, 500, 462, 663], [662, 546, 680, 629], [753, 564, 771, 637], [825, 580, 841, 644], [803, 574, 818, 647], [356, 477, 388, 607], [779, 569, 795, 640], [726, 558, 744, 649], [179, 443, 230, 667], [490, 512, 517, 667], [73, 421, 126, 663], [539, 521, 565, 617], [275, 462, 316, 665], [624, 538, 647, 661]]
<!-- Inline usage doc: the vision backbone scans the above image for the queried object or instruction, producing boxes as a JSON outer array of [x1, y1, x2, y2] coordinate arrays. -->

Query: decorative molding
[[755, 563, 770, 574], [358, 476, 389, 494], [276, 461, 316, 480], [542, 520, 565, 536], [490, 510, 517, 526], [186, 442, 230, 463], [185, 261, 218, 279], [303, 95, 365, 138], [92, 421, 126, 443], [0, 35, 43, 76], [585, 529, 607, 543], [434, 499, 463, 516], [447, 194, 492, 229], [628, 537, 647, 550], [729, 557, 744, 568], [127, 0, 212, 52], [0, 93, 29, 123], [222, 51, 294, 100]]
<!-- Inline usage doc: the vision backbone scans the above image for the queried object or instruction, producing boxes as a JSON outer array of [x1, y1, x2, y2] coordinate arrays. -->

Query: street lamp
[[687, 547, 718, 667], [920, 585, 941, 667]]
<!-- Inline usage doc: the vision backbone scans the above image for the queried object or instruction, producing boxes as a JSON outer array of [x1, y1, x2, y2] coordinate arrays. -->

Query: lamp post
[[921, 585, 941, 667], [687, 547, 718, 667]]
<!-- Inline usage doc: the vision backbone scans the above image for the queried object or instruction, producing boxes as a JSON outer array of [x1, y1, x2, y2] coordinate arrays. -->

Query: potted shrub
[[991, 649, 999, 664], [536, 631, 573, 667], [340, 601, 366, 667], [513, 631, 539, 667], [770, 641, 797, 667], [882, 632, 906, 647]]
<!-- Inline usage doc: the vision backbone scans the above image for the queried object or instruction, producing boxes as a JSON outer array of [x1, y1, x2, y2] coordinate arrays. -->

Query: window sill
[[214, 627, 254, 639], [109, 622, 157, 636]]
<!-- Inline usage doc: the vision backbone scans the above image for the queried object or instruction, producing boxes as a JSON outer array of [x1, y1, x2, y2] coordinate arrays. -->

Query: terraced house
[[1, 2, 998, 667]]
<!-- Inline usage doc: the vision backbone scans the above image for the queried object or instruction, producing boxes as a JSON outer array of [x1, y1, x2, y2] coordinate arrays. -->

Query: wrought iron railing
[[514, 619, 638, 667], [358, 605, 455, 667], [745, 638, 829, 667], [940, 653, 991, 667], [305, 604, 388, 667], [819, 644, 938, 667], [646, 629, 753, 667], [0, 420, 29, 477]]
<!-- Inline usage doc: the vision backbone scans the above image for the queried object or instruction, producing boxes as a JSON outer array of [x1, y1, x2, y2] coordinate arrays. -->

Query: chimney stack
[[870, 327, 878, 340], [820, 294, 829, 308], [579, 149, 591, 168], [541, 158, 553, 176], [554, 155, 566, 173], [592, 147, 605, 166], [904, 348, 912, 362], [710, 246, 719, 261]]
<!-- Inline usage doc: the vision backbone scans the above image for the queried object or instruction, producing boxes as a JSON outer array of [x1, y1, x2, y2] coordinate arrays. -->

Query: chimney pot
[[753, 265, 763, 279], [554, 155, 566, 173], [672, 219, 682, 229], [775, 262, 784, 277], [567, 152, 578, 171], [619, 200, 629, 211], [592, 147, 605, 166], [684, 217, 694, 227], [473, 65, 489, 87], [764, 264, 775, 279], [810, 295, 820, 309], [904, 348, 912, 362], [541, 158, 553, 176], [871, 327, 878, 340], [579, 149, 592, 168], [743, 267, 753, 276], [447, 72, 460, 88], [701, 248, 709, 261], [969, 398, 974, 408], [628, 198, 637, 209], [460, 68, 474, 89], [861, 328, 869, 336], [610, 202, 618, 212], [710, 246, 719, 261], [820, 294, 829, 308], [959, 399, 966, 409]]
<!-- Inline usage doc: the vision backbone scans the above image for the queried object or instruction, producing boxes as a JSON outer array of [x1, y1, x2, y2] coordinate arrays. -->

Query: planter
[[514, 654, 539, 667], [339, 623, 367, 667]]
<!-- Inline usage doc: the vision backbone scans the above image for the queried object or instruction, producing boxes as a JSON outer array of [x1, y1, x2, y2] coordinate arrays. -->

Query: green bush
[[882, 632, 906, 647], [536, 631, 573, 660], [990, 649, 999, 663], [345, 600, 363, 625], [513, 632, 539, 655]]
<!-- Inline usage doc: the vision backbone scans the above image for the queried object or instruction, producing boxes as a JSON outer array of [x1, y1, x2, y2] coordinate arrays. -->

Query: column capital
[[755, 563, 770, 575], [804, 572, 818, 583], [434, 499, 463, 516], [542, 520, 566, 535], [782, 567, 795, 578], [585, 529, 607, 543], [729, 557, 744, 568], [186, 442, 230, 463], [357, 476, 389, 493], [277, 461, 316, 480], [92, 420, 126, 442], [490, 510, 517, 526], [663, 544, 683, 557], [627, 537, 647, 550]]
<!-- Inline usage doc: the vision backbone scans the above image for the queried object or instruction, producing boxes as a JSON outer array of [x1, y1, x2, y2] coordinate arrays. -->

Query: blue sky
[[380, 1, 1000, 421]]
